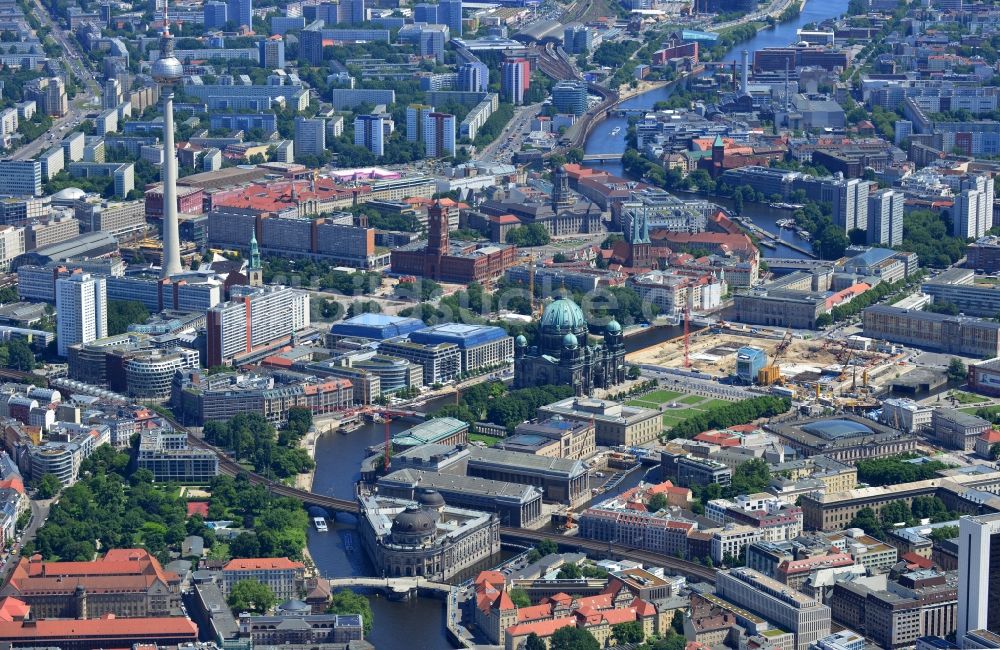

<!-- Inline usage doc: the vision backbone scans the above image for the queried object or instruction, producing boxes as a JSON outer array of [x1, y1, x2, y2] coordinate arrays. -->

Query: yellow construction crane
[[758, 328, 793, 385]]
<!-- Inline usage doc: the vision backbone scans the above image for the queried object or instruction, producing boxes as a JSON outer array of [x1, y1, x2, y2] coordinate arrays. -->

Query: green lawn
[[950, 391, 985, 404], [678, 394, 705, 405], [962, 404, 1000, 418], [469, 433, 503, 446]]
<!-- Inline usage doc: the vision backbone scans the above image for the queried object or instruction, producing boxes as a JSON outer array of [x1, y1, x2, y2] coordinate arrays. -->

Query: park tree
[[729, 459, 772, 496], [948, 358, 968, 383], [35, 473, 61, 499], [612, 621, 645, 644], [227, 580, 276, 614], [328, 589, 374, 634], [647, 492, 668, 512], [510, 587, 531, 608], [525, 633, 547, 650], [550, 626, 600, 650]]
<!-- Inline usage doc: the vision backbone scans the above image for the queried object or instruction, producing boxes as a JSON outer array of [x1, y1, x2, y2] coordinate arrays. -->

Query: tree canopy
[[227, 579, 276, 614], [328, 589, 374, 635]]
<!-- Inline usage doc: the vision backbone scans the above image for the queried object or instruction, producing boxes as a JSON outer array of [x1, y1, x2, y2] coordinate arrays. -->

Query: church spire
[[248, 230, 262, 287]]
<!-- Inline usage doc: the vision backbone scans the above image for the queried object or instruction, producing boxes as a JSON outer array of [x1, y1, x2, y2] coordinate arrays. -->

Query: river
[[582, 0, 850, 259], [307, 2, 851, 646]]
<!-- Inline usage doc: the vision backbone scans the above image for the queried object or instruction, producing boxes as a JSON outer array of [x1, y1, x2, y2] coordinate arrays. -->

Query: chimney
[[741, 50, 749, 94]]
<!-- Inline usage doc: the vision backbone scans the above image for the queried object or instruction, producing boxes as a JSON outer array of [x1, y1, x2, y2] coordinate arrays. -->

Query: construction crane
[[516, 253, 541, 316], [757, 327, 792, 385]]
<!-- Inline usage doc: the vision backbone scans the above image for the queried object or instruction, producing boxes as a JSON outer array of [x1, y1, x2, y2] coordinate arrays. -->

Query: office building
[[932, 408, 990, 452], [222, 557, 304, 600], [538, 396, 660, 447], [424, 111, 456, 157], [551, 80, 588, 116], [458, 61, 488, 92], [501, 59, 527, 105], [736, 346, 767, 384], [355, 114, 385, 157], [227, 0, 252, 27], [204, 0, 227, 27], [55, 272, 107, 357], [868, 189, 904, 247], [958, 513, 1000, 643], [413, 2, 438, 22], [294, 117, 326, 158], [863, 304, 1000, 358], [0, 549, 181, 618], [0, 160, 41, 196], [563, 25, 592, 54], [206, 285, 310, 367], [406, 104, 434, 143], [409, 323, 513, 374], [716, 568, 831, 650], [0, 226, 23, 271], [137, 427, 218, 482], [440, 0, 462, 36], [398, 23, 449, 62]]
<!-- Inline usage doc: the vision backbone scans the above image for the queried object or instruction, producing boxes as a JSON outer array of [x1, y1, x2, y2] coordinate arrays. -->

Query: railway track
[[175, 415, 717, 584]]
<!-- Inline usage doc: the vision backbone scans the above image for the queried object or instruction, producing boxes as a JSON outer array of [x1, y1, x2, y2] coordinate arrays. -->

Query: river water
[[307, 2, 851, 646], [583, 0, 850, 259]]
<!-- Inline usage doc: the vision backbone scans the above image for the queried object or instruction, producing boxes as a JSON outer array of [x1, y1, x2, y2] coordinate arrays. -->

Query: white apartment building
[[55, 272, 108, 357]]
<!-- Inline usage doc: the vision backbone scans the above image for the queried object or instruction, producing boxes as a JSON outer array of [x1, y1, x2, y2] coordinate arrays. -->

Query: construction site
[[625, 323, 920, 409]]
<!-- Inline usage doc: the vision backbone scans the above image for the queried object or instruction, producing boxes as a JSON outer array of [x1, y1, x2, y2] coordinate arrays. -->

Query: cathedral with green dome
[[513, 297, 627, 395]]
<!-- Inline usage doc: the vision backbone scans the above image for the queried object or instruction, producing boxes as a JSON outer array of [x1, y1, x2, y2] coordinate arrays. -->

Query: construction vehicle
[[757, 327, 793, 385]]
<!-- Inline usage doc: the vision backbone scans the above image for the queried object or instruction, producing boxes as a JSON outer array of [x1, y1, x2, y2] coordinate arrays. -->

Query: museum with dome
[[514, 297, 626, 395], [358, 488, 500, 581]]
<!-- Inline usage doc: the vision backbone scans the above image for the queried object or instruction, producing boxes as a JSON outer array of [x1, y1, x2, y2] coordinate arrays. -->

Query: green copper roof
[[540, 297, 586, 333]]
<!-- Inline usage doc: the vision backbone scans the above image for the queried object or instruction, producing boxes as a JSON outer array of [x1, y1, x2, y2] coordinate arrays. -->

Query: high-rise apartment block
[[259, 36, 285, 69], [458, 61, 488, 92], [501, 59, 528, 105], [953, 175, 995, 240], [424, 112, 456, 158], [868, 188, 904, 246], [406, 104, 434, 143], [354, 114, 385, 157], [823, 176, 868, 233], [56, 272, 108, 357], [206, 286, 310, 367], [0, 160, 42, 197], [958, 513, 1000, 644], [24, 78, 67, 117], [293, 117, 326, 158], [398, 23, 449, 62]]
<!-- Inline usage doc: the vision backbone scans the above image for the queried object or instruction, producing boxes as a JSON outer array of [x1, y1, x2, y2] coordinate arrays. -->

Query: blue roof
[[330, 313, 426, 340], [410, 323, 510, 349], [680, 29, 719, 42], [845, 247, 895, 269], [801, 418, 874, 440]]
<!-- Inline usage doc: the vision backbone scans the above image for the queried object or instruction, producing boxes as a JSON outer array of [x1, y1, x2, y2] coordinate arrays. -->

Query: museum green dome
[[540, 297, 587, 333]]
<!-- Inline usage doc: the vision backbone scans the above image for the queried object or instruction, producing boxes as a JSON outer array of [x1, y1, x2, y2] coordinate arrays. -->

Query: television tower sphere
[[151, 55, 183, 84]]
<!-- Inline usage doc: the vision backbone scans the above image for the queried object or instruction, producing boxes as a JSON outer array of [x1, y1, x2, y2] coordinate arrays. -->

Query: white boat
[[313, 517, 328, 532], [611, 126, 621, 136]]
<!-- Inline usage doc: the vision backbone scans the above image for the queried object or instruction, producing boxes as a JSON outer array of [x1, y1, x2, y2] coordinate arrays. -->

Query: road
[[1, 498, 52, 579], [10, 0, 100, 161], [477, 101, 544, 164]]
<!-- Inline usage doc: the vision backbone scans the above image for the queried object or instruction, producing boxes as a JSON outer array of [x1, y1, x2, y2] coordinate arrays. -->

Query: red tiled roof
[[186, 502, 209, 518], [979, 429, 1000, 444], [506, 617, 576, 639], [0, 616, 198, 640], [0, 598, 28, 622], [901, 552, 933, 569], [517, 603, 553, 622], [223, 557, 304, 571]]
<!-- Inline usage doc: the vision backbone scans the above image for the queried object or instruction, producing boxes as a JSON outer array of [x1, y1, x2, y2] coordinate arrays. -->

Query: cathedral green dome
[[563, 333, 578, 348], [606, 320, 622, 334], [540, 297, 586, 333], [515, 335, 527, 347]]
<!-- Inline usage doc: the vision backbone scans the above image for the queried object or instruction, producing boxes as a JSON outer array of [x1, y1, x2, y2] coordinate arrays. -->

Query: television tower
[[153, 0, 183, 278]]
